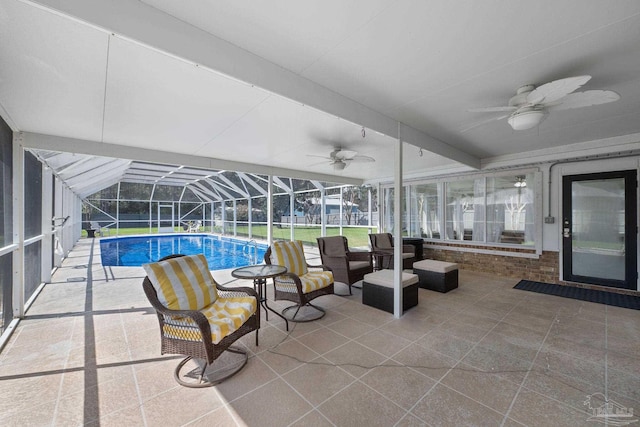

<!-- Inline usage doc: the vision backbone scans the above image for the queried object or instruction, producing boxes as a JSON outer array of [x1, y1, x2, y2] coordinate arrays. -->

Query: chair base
[[174, 346, 248, 388], [282, 303, 326, 323]]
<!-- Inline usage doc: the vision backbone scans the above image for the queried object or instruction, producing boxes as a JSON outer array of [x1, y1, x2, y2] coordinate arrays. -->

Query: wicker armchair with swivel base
[[264, 240, 334, 330], [142, 254, 259, 387]]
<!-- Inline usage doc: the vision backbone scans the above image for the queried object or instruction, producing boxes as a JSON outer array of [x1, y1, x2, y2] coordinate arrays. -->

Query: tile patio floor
[[0, 238, 638, 426]]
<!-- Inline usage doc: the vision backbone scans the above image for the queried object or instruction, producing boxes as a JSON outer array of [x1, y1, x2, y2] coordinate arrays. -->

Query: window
[[24, 151, 42, 239], [445, 178, 484, 241], [487, 173, 535, 244], [383, 171, 537, 247], [0, 117, 13, 334], [0, 246, 12, 333], [0, 118, 11, 247], [410, 183, 440, 238]]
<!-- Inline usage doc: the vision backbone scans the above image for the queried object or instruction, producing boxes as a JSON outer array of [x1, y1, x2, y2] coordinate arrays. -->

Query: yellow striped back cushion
[[270, 240, 308, 276], [143, 254, 218, 311]]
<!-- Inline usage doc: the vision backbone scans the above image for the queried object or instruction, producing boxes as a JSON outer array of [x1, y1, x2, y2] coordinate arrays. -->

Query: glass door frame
[[562, 170, 637, 289]]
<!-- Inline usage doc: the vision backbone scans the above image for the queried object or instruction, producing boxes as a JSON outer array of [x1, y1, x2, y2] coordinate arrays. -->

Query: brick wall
[[423, 243, 640, 295], [423, 243, 560, 284]]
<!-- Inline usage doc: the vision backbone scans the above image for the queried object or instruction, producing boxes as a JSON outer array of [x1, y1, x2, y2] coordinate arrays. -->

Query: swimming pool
[[99, 234, 267, 270]]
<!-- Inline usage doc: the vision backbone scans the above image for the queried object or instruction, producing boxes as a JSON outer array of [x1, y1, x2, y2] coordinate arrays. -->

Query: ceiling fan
[[464, 75, 619, 131], [308, 148, 375, 171]]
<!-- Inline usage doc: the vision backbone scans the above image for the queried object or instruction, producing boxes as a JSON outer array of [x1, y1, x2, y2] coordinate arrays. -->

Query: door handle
[[563, 228, 571, 238]]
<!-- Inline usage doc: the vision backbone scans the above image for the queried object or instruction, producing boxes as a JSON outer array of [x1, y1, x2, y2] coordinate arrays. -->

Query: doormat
[[514, 280, 640, 310]]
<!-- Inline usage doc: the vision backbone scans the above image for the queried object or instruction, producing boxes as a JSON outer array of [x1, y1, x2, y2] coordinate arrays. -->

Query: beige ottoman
[[362, 270, 419, 313], [413, 260, 459, 293]]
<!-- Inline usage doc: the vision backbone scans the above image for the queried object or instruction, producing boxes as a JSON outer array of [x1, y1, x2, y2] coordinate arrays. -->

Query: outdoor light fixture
[[507, 109, 547, 131], [514, 176, 527, 188], [333, 160, 347, 171]]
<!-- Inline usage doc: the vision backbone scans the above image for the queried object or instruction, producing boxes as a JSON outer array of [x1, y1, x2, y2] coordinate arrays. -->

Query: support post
[[267, 176, 273, 245], [248, 197, 252, 239], [12, 134, 24, 319], [339, 189, 344, 235], [321, 187, 326, 237], [393, 123, 403, 319], [368, 187, 372, 229], [233, 199, 237, 236], [41, 166, 53, 283], [289, 192, 295, 241]]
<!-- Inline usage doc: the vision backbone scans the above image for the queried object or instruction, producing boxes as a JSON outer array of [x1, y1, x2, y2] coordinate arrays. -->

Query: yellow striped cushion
[[300, 271, 333, 293], [270, 240, 308, 276], [162, 296, 257, 344], [275, 270, 333, 294], [143, 254, 218, 311]]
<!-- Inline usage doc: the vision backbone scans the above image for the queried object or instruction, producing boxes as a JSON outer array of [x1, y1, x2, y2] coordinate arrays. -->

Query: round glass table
[[231, 264, 288, 325]]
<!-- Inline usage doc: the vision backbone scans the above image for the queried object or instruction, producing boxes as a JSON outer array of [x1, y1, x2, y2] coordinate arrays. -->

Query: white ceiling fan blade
[[307, 160, 330, 167], [546, 90, 620, 111], [306, 154, 332, 160], [468, 106, 517, 113], [527, 75, 591, 105], [351, 155, 375, 163], [460, 113, 512, 133]]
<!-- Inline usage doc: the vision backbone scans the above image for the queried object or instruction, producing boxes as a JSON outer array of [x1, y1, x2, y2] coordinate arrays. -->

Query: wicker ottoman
[[362, 270, 419, 314], [413, 260, 459, 292]]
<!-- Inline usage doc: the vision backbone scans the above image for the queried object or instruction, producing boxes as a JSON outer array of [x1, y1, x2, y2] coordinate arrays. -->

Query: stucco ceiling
[[2, 0, 640, 189]]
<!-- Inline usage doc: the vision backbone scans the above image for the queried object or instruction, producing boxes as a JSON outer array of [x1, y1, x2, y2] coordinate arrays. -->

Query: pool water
[[99, 234, 267, 270]]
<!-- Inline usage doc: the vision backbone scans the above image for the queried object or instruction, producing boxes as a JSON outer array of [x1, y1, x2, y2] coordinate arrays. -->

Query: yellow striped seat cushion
[[275, 270, 333, 294], [162, 296, 257, 344], [270, 240, 308, 276], [143, 254, 218, 311]]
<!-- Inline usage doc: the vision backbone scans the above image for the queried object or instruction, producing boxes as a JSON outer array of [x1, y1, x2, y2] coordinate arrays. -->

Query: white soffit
[[103, 35, 271, 152], [23, 0, 480, 170], [142, 0, 395, 75], [0, 0, 107, 140]]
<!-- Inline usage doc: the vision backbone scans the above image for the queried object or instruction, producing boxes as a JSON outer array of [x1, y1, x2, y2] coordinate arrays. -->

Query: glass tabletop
[[231, 264, 287, 280]]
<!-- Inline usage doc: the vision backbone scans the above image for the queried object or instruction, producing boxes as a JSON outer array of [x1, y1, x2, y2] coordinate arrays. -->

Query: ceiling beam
[[201, 178, 234, 200], [237, 172, 268, 196], [215, 174, 249, 198], [21, 132, 364, 185], [191, 182, 222, 201], [188, 186, 216, 203], [273, 177, 292, 193], [27, 0, 480, 169]]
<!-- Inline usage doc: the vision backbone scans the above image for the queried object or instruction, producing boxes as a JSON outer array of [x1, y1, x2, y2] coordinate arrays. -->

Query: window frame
[[380, 168, 543, 256]]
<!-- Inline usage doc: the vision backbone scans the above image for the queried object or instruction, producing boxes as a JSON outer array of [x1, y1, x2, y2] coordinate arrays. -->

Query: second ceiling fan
[[308, 148, 375, 170]]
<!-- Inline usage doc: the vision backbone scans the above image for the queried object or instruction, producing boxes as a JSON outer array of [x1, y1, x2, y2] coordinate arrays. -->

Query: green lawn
[[90, 225, 374, 247]]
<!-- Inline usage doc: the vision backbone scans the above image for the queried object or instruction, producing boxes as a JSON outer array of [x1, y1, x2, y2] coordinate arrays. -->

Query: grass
[[89, 225, 375, 247]]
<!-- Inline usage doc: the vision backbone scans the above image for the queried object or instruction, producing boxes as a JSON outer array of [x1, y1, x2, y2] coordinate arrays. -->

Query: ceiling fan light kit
[[333, 160, 347, 170], [507, 109, 547, 130]]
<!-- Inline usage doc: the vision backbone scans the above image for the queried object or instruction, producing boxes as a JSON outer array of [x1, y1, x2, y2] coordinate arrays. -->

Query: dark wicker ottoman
[[362, 270, 419, 314], [413, 260, 459, 293]]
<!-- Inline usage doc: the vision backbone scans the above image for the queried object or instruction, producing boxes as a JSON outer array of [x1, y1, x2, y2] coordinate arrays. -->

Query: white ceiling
[[2, 0, 640, 189]]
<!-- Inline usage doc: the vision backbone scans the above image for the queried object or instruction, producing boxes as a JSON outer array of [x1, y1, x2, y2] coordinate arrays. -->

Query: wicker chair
[[264, 240, 334, 329], [316, 236, 373, 295], [142, 254, 259, 387], [369, 233, 416, 270]]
